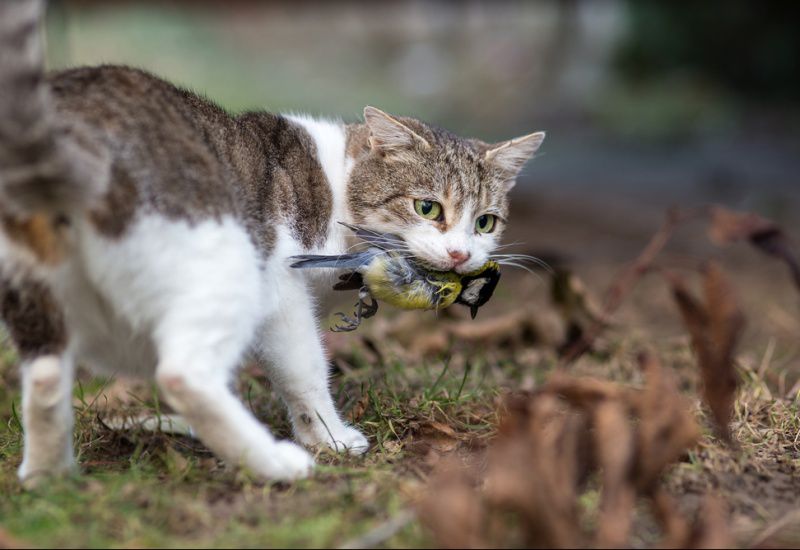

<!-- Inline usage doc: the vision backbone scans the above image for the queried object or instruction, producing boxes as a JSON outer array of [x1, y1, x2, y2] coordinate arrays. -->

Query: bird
[[289, 223, 501, 331]]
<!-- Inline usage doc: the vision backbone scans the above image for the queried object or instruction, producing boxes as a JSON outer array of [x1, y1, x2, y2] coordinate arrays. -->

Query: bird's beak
[[470, 305, 479, 319]]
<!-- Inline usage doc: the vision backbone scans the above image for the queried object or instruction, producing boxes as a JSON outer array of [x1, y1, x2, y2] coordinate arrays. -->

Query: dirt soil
[[0, 190, 799, 548]]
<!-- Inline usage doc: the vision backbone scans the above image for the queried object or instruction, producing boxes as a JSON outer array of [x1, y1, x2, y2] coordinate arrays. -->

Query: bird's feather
[[289, 250, 381, 270]]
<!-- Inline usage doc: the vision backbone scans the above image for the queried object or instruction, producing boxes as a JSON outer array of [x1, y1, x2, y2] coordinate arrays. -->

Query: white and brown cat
[[0, 0, 544, 484]]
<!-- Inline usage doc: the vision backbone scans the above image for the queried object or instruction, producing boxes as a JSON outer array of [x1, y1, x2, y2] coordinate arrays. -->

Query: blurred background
[[44, 0, 800, 221], [43, 0, 800, 358]]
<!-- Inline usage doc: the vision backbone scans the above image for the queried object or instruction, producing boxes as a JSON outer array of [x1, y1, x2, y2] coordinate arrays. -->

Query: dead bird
[[290, 224, 501, 331]]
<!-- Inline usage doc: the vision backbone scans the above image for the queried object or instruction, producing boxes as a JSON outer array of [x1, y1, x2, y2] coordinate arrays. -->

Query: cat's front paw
[[265, 441, 316, 481], [324, 425, 370, 455], [293, 415, 370, 455]]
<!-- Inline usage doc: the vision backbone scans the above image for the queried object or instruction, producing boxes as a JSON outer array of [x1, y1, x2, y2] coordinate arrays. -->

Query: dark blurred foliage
[[615, 1, 800, 103]]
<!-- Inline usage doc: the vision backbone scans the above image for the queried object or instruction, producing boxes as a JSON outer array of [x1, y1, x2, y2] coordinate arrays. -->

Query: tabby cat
[[0, 0, 544, 484]]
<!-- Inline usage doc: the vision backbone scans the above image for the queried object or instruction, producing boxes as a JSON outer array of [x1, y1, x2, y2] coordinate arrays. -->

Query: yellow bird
[[290, 224, 501, 331]]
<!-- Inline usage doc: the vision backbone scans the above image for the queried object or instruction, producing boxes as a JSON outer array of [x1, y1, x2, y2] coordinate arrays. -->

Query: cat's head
[[347, 106, 544, 274]]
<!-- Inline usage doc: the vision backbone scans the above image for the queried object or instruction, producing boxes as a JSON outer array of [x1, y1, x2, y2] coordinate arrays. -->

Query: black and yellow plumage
[[290, 224, 501, 331]]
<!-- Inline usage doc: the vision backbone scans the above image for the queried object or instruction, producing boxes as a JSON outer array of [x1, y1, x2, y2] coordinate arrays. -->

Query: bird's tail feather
[[289, 251, 378, 270]]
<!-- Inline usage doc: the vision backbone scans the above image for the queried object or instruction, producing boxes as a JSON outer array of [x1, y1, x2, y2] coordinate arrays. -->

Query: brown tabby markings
[[345, 118, 509, 237], [49, 66, 331, 250], [0, 276, 66, 359], [1, 214, 65, 265]]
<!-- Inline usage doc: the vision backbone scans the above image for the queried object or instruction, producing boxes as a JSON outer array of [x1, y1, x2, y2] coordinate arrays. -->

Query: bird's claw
[[331, 287, 379, 332], [359, 294, 379, 319], [332, 312, 359, 332]]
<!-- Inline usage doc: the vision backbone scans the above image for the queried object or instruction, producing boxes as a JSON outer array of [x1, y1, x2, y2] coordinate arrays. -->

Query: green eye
[[414, 199, 443, 221], [475, 214, 496, 234]]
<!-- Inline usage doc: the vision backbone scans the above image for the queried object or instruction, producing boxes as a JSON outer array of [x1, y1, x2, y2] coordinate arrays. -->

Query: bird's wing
[[289, 249, 381, 270], [337, 222, 406, 251]]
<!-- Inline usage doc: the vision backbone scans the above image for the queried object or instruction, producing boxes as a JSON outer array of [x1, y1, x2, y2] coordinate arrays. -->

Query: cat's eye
[[414, 199, 443, 221], [475, 214, 496, 234]]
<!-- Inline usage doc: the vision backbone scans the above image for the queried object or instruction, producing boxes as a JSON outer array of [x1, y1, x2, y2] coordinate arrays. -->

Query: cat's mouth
[[340, 221, 461, 272]]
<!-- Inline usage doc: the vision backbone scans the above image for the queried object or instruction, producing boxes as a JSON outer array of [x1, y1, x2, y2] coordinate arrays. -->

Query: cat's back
[[49, 65, 231, 141], [48, 65, 243, 233]]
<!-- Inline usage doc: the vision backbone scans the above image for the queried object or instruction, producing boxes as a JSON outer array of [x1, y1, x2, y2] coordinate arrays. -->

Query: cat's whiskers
[[490, 241, 526, 251], [491, 253, 553, 275], [494, 259, 544, 284]]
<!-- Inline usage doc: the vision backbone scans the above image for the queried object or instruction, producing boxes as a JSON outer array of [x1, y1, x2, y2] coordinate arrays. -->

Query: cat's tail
[[0, 0, 108, 217]]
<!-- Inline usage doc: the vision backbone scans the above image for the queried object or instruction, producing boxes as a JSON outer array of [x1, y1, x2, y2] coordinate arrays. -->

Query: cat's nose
[[447, 249, 471, 266]]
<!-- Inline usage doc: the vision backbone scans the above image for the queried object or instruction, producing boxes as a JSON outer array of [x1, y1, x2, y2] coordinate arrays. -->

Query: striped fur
[[0, 1, 544, 486]]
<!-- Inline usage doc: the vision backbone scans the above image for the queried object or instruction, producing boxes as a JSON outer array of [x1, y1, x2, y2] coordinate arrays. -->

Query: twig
[[561, 206, 706, 363], [747, 509, 800, 548], [338, 509, 415, 549]]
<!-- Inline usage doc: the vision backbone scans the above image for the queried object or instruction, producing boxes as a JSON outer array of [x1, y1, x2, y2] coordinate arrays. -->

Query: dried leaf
[[426, 421, 458, 439], [708, 205, 778, 245], [592, 400, 636, 547], [708, 205, 800, 292], [545, 373, 623, 405], [651, 489, 691, 548], [487, 394, 585, 548], [633, 351, 701, 489], [422, 360, 721, 549], [417, 460, 486, 549], [669, 264, 742, 441], [447, 309, 538, 348], [551, 269, 606, 327], [686, 496, 731, 549], [551, 269, 608, 356], [703, 263, 744, 433], [346, 393, 370, 424]]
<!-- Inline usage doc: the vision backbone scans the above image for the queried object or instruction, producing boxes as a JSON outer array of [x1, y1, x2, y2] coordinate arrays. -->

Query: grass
[[0, 324, 502, 548], [1, 276, 799, 547]]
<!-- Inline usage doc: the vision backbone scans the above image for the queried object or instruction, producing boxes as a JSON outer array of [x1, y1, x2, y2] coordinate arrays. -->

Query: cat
[[0, 0, 544, 485]]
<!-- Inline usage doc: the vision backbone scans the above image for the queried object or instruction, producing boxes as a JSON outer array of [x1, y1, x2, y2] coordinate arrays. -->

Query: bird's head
[[454, 261, 501, 319]]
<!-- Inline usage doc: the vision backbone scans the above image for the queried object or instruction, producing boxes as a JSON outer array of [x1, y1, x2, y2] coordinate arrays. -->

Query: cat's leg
[[257, 278, 369, 455], [153, 320, 314, 481], [143, 219, 314, 480], [0, 276, 75, 487], [18, 354, 76, 486], [155, 361, 313, 480]]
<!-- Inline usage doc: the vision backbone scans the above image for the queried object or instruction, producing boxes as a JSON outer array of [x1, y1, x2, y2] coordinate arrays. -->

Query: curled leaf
[[668, 263, 743, 442], [708, 206, 800, 292]]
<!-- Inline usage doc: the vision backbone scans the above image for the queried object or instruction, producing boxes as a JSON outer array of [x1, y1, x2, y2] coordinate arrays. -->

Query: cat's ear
[[484, 131, 545, 190], [364, 106, 430, 156]]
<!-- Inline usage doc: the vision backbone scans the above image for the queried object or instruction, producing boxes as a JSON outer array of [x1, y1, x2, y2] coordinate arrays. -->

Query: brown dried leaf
[[708, 205, 778, 245], [447, 309, 537, 348], [551, 269, 606, 327], [669, 264, 742, 441], [426, 421, 458, 439], [544, 373, 623, 406], [703, 263, 744, 432], [592, 400, 636, 547], [633, 351, 701, 489], [421, 366, 722, 549], [651, 489, 692, 549], [686, 495, 731, 549], [487, 394, 585, 548], [417, 460, 486, 549], [708, 205, 800, 292], [551, 269, 607, 357], [346, 392, 369, 424], [655, 491, 731, 549]]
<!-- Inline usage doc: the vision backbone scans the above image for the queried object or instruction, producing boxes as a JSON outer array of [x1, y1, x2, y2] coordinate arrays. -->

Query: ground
[[0, 195, 798, 548]]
